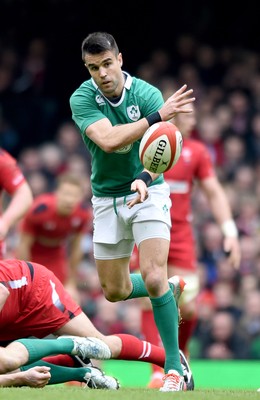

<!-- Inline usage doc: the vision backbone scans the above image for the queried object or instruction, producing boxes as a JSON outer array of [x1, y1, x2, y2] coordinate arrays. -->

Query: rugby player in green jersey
[[70, 31, 195, 392]]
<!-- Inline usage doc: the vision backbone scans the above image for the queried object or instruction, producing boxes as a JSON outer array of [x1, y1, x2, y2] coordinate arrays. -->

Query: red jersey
[[0, 148, 26, 258], [0, 259, 81, 342], [18, 193, 92, 282], [164, 138, 215, 270]]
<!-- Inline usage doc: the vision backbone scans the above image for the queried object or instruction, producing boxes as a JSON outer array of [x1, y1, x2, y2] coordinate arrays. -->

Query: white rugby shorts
[[92, 182, 172, 260]]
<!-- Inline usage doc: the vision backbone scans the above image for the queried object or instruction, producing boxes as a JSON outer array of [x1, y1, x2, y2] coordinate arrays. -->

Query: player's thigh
[[134, 219, 170, 274], [94, 239, 134, 295], [95, 257, 132, 299]]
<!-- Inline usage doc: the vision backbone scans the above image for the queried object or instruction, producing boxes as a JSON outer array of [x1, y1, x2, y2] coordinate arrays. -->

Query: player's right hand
[[127, 179, 149, 208], [23, 366, 51, 387], [159, 84, 195, 121]]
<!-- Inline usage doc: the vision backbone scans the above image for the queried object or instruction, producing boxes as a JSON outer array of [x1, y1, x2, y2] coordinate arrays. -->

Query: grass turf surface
[[1, 387, 260, 400], [1, 360, 260, 399], [101, 359, 260, 389]]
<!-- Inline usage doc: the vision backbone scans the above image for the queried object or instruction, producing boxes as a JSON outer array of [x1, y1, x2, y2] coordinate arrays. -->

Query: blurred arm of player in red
[[0, 148, 33, 256]]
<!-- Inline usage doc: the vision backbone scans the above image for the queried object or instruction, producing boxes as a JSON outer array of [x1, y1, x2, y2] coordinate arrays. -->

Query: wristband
[[221, 220, 238, 238], [136, 171, 153, 186], [145, 111, 162, 127]]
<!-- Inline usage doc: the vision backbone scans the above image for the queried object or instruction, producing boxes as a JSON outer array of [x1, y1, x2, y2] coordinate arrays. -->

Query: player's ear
[[118, 53, 123, 67]]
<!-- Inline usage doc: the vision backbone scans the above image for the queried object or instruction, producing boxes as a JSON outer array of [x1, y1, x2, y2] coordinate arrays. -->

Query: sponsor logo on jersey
[[95, 94, 106, 106], [115, 144, 133, 154], [71, 217, 82, 227], [167, 180, 189, 194], [127, 105, 140, 121], [43, 221, 57, 230]]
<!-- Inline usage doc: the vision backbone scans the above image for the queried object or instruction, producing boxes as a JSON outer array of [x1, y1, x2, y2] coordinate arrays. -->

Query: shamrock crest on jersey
[[127, 105, 140, 121]]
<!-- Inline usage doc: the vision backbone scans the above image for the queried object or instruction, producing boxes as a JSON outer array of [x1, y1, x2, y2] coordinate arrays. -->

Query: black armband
[[136, 171, 153, 186], [145, 111, 162, 127]]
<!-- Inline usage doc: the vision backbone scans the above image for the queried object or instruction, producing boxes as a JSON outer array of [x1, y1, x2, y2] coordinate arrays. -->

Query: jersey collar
[[91, 71, 133, 106]]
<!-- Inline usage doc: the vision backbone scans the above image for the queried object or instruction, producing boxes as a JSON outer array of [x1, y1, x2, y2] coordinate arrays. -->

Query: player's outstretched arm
[[0, 366, 51, 387], [0, 182, 33, 240], [200, 176, 241, 269]]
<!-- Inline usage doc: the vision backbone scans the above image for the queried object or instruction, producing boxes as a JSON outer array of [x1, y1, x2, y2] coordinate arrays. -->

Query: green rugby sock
[[21, 361, 90, 384], [126, 273, 147, 298], [150, 289, 182, 375], [127, 273, 174, 299], [16, 338, 74, 364]]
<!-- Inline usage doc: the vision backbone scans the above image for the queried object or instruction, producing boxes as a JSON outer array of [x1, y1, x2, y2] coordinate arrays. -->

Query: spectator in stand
[[200, 311, 249, 359], [55, 120, 92, 168], [238, 289, 260, 358], [0, 148, 33, 259], [222, 134, 248, 181], [15, 173, 92, 300]]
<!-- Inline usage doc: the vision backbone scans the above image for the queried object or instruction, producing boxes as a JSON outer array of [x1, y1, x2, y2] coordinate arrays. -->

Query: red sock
[[115, 334, 165, 368], [178, 316, 197, 356], [141, 309, 163, 373], [141, 309, 162, 346], [42, 354, 75, 367]]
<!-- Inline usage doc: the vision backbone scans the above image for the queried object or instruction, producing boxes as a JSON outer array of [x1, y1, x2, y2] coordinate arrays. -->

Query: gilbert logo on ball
[[139, 121, 183, 173]]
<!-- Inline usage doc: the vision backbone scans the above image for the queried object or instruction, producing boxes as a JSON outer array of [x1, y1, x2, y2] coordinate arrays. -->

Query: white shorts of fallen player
[[92, 182, 171, 260]]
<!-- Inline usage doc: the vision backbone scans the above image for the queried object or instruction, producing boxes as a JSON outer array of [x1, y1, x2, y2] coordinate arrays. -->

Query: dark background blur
[[0, 0, 259, 152]]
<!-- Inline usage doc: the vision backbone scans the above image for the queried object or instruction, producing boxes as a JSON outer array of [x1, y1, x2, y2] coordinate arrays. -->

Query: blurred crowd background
[[1, 0, 260, 360]]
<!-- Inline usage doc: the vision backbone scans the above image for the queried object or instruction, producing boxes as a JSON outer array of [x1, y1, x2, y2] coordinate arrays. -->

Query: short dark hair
[[56, 172, 83, 189], [81, 32, 119, 61]]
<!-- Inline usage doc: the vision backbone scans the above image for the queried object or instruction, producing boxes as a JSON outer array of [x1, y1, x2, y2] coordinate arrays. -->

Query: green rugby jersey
[[70, 72, 164, 197]]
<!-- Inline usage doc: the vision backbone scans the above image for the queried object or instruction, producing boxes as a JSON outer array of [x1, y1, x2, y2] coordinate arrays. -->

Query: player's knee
[[102, 284, 129, 302], [144, 272, 162, 296]]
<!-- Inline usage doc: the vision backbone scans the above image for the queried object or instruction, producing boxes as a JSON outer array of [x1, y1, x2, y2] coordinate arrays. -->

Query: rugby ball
[[139, 121, 183, 173]]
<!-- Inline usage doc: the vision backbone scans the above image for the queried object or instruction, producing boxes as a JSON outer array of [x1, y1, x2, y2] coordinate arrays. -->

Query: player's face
[[84, 50, 124, 98], [56, 183, 83, 215]]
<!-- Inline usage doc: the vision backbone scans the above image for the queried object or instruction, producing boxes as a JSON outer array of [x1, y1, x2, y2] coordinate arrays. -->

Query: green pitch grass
[[1, 360, 260, 400], [1, 387, 260, 400], [102, 359, 260, 389]]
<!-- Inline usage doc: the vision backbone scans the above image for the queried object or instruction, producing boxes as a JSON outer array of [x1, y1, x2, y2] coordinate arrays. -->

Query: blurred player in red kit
[[15, 173, 92, 299], [0, 148, 33, 259], [131, 103, 241, 388]]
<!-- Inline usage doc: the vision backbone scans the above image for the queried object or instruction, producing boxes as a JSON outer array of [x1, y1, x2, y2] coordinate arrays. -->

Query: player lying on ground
[[0, 259, 194, 389], [0, 348, 193, 390], [0, 353, 119, 389]]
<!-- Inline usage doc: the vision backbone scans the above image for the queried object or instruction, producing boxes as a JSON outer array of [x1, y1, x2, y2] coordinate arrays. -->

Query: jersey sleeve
[[0, 149, 26, 195], [18, 197, 49, 235], [70, 85, 105, 134]]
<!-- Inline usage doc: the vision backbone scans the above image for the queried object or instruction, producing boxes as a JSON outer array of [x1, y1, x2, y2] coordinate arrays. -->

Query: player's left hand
[[223, 236, 241, 269], [127, 180, 149, 208]]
